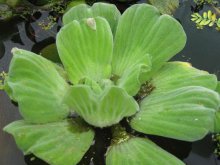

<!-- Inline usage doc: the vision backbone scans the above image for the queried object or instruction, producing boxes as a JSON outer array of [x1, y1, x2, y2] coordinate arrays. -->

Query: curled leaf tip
[[86, 18, 97, 30]]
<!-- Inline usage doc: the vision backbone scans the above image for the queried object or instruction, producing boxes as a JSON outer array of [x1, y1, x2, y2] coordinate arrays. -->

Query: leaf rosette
[[2, 2, 220, 165]]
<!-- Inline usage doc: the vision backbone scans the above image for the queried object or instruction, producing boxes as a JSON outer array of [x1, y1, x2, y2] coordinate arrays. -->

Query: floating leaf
[[57, 17, 113, 84], [5, 48, 69, 123], [4, 119, 94, 165], [65, 0, 85, 12], [63, 3, 121, 35], [191, 11, 217, 29], [106, 137, 184, 165], [40, 43, 61, 63], [131, 62, 220, 141], [64, 85, 139, 127], [112, 4, 186, 95]]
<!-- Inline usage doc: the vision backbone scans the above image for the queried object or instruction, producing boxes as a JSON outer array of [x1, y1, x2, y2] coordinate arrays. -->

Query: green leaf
[[4, 0, 22, 7], [131, 62, 220, 141], [64, 85, 139, 127], [151, 62, 218, 91], [106, 137, 184, 165], [4, 119, 94, 165], [57, 17, 113, 84], [5, 48, 69, 123], [149, 0, 179, 15], [65, 0, 85, 12], [40, 43, 61, 63], [116, 53, 152, 96], [214, 82, 220, 132], [112, 4, 186, 95], [63, 3, 121, 35]]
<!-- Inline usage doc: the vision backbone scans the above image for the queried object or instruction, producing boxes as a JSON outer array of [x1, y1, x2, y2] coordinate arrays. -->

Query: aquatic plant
[[0, 0, 84, 21], [194, 0, 218, 6], [213, 133, 220, 157], [2, 2, 220, 165], [191, 10, 220, 30]]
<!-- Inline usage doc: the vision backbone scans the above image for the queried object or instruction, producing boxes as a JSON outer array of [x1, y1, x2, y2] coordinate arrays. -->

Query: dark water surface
[[1, 0, 220, 165]]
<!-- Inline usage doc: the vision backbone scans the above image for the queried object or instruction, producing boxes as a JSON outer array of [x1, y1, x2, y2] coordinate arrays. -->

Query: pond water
[[0, 0, 220, 165]]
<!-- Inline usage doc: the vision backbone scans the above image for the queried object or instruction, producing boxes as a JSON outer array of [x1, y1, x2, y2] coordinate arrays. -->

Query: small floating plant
[[1, 2, 220, 165], [191, 0, 220, 31]]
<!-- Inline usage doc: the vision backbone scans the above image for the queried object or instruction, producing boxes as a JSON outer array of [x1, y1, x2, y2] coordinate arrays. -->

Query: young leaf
[[63, 3, 121, 35], [4, 119, 94, 165], [64, 85, 139, 128], [131, 62, 220, 141], [106, 137, 184, 165], [57, 17, 113, 84], [116, 53, 152, 96], [112, 4, 186, 93], [5, 48, 69, 124]]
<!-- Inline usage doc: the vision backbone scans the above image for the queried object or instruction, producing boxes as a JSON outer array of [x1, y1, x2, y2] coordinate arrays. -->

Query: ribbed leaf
[[57, 17, 113, 84], [115, 53, 152, 96], [5, 48, 69, 123], [151, 62, 218, 91], [131, 62, 220, 141], [106, 137, 184, 165], [63, 2, 121, 35], [112, 4, 186, 93], [4, 119, 94, 165], [65, 85, 139, 127]]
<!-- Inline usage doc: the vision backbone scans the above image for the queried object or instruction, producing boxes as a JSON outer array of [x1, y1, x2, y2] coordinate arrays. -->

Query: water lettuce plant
[[2, 2, 220, 165]]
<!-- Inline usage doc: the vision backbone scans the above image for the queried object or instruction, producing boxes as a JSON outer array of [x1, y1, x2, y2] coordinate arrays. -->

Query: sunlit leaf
[[131, 62, 220, 141], [5, 48, 69, 123], [4, 119, 94, 165], [112, 4, 186, 96], [57, 17, 113, 84], [63, 2, 121, 35], [106, 137, 184, 165], [64, 85, 139, 127]]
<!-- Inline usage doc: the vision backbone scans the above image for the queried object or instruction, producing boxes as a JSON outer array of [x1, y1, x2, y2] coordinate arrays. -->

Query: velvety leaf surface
[[115, 53, 152, 96], [65, 85, 139, 127], [112, 4, 186, 94], [131, 62, 220, 141], [4, 119, 94, 165], [151, 62, 218, 91], [106, 137, 184, 165], [57, 17, 113, 84], [63, 2, 121, 35], [5, 48, 69, 123]]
